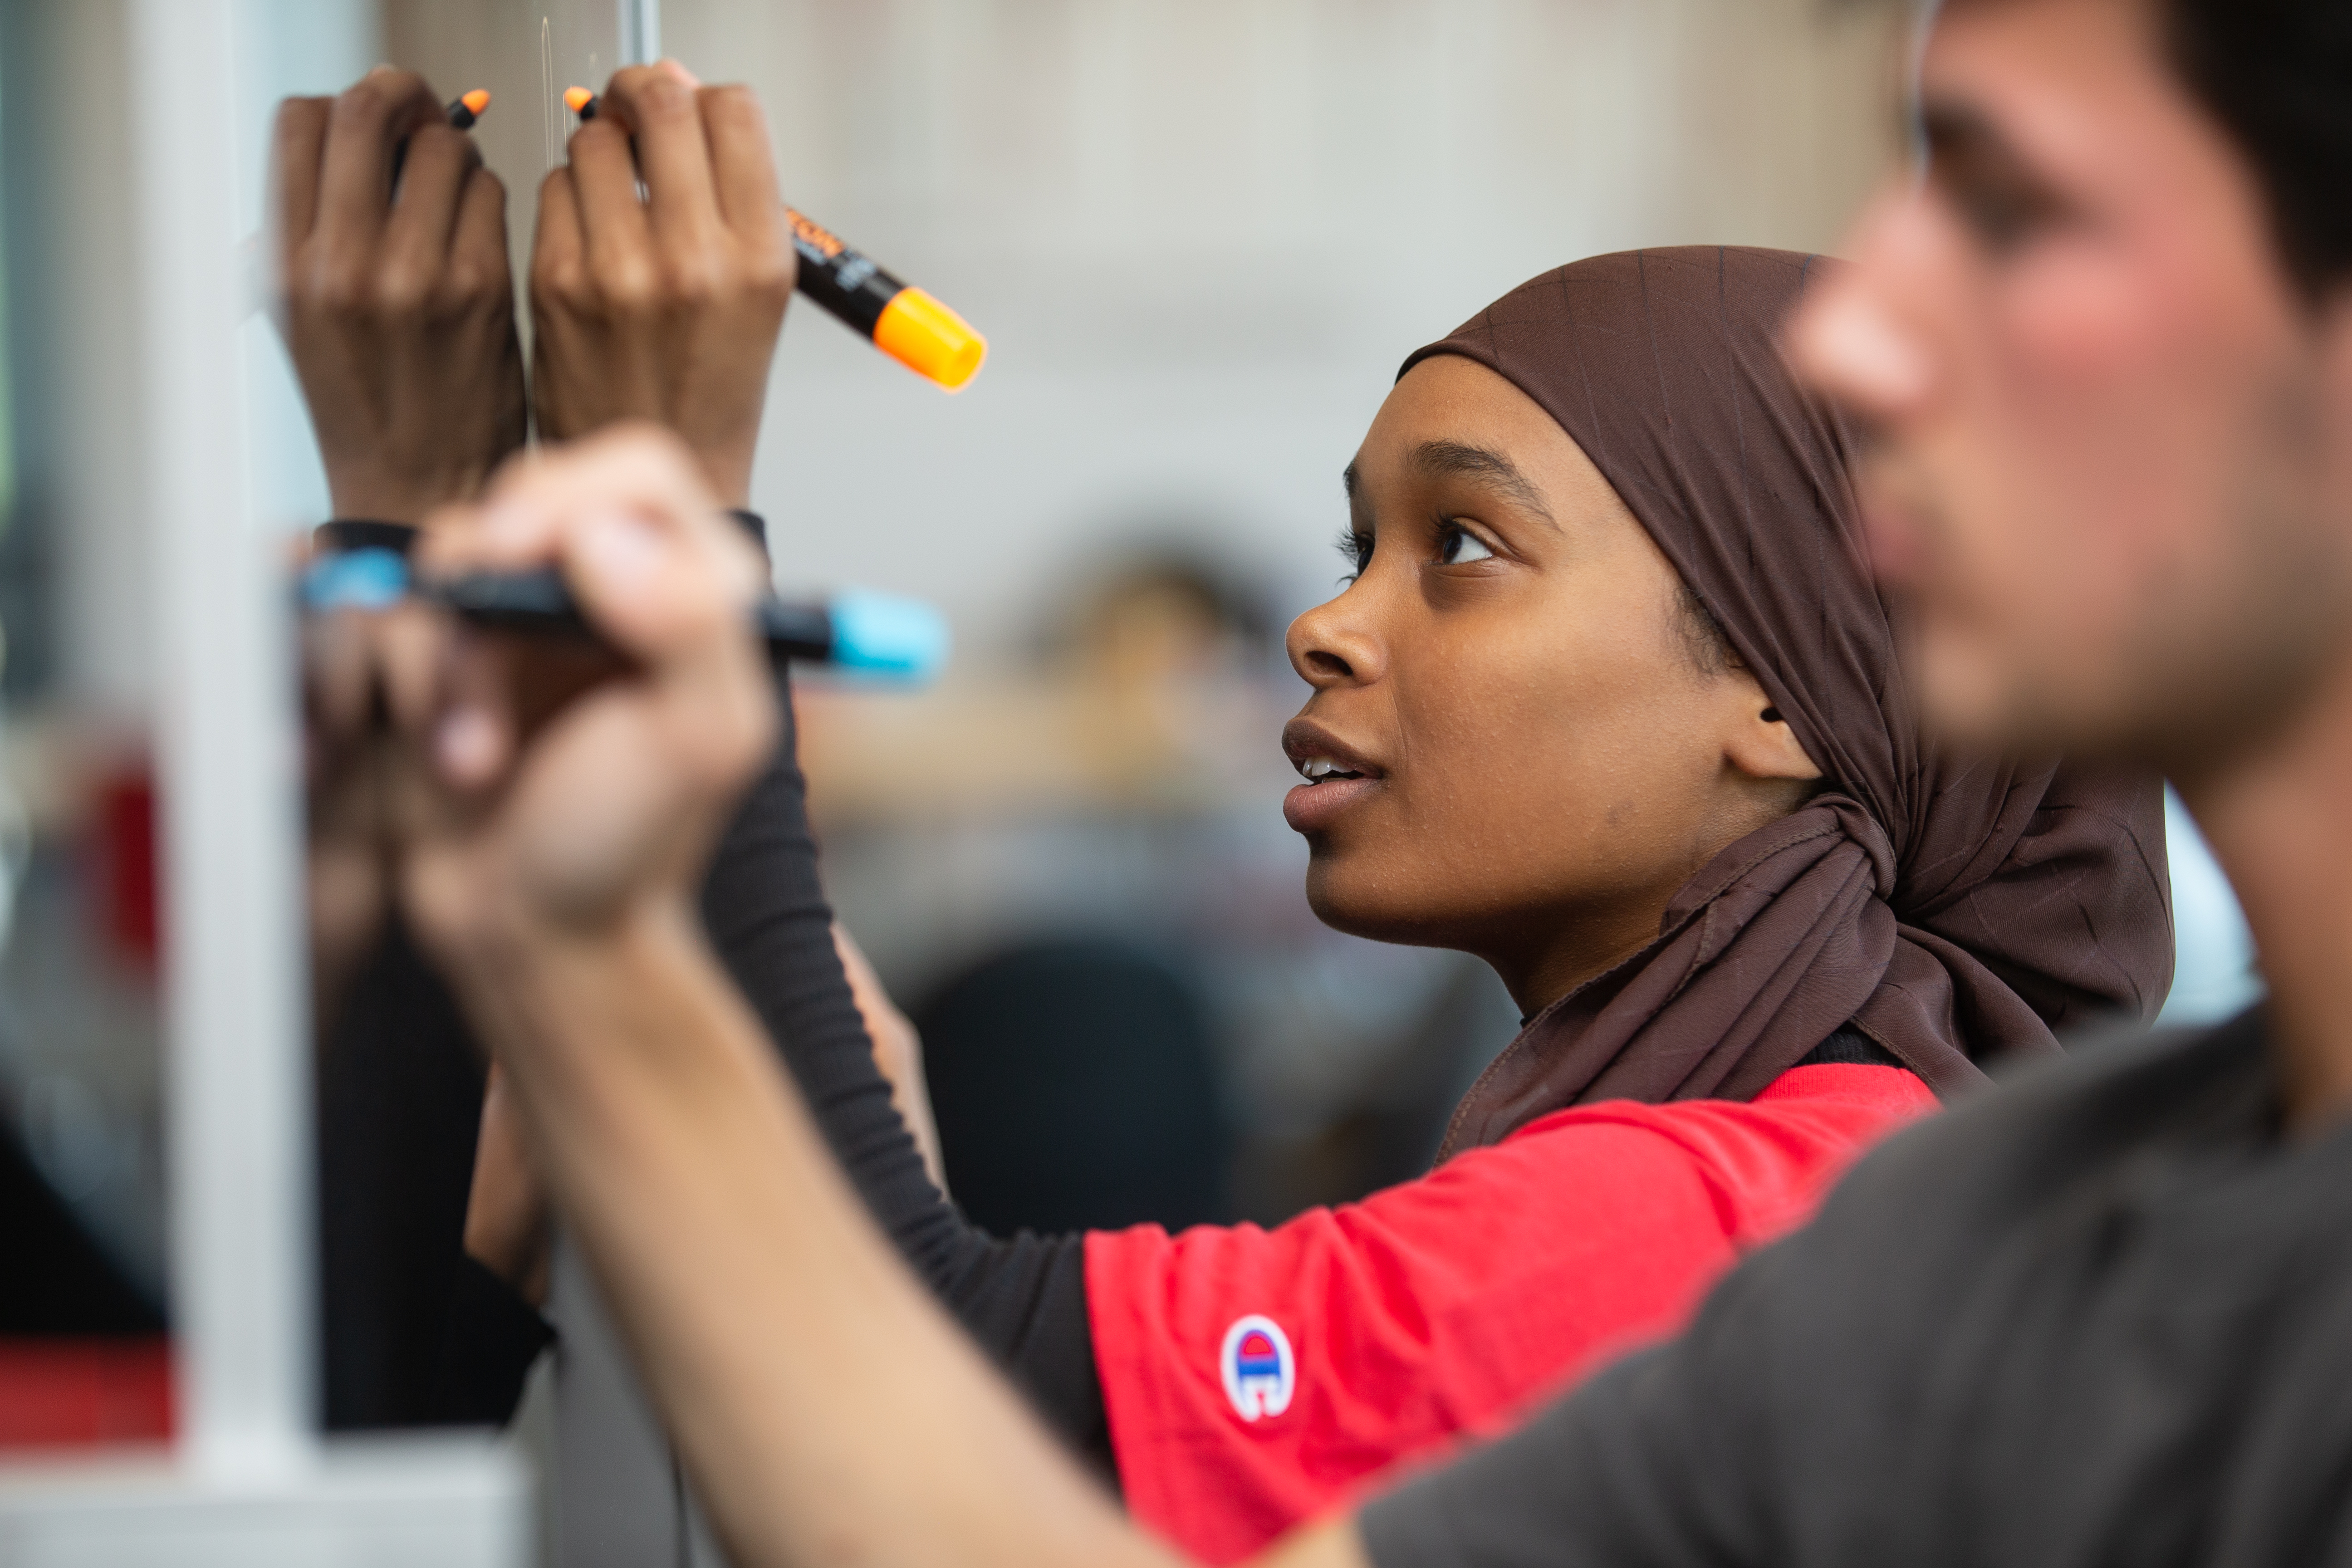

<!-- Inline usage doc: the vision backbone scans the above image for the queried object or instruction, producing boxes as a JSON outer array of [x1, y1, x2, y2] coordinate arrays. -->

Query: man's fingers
[[316, 69, 445, 248], [699, 86, 789, 259], [381, 125, 480, 298], [421, 428, 763, 666], [372, 602, 457, 747], [433, 637, 520, 790], [269, 97, 332, 264], [368, 606, 515, 794], [303, 609, 381, 743]]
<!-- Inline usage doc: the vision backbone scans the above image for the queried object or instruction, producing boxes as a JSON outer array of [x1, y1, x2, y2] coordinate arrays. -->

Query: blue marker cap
[[826, 588, 951, 682], [302, 548, 411, 611]]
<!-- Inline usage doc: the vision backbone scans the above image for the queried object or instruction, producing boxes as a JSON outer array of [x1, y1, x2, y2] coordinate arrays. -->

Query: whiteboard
[[382, 0, 658, 345]]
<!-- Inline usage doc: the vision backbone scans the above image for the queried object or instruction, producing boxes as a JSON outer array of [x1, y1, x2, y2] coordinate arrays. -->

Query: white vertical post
[[135, 0, 316, 1481], [624, 0, 662, 65], [0, 6, 523, 1546]]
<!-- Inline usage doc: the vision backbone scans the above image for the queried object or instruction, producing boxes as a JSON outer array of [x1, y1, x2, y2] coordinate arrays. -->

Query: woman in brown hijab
[[441, 248, 2173, 1560], [1068, 247, 2168, 1557]]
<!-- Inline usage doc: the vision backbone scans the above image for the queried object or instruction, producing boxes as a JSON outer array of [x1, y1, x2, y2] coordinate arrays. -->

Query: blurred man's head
[[1789, 0, 2352, 785]]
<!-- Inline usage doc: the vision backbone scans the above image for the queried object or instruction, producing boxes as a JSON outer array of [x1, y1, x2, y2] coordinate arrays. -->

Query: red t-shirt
[[1085, 1062, 1937, 1563]]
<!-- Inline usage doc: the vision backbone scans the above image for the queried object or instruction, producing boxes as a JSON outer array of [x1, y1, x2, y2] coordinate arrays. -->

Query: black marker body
[[784, 210, 907, 340], [426, 566, 835, 661]]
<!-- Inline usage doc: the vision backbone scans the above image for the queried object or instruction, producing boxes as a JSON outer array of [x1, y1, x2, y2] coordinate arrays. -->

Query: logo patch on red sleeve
[[1220, 1314, 1295, 1421]]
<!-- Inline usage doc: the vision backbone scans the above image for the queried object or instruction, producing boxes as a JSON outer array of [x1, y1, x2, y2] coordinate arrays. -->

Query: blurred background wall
[[0, 0, 2257, 1308], [654, 0, 1925, 1221]]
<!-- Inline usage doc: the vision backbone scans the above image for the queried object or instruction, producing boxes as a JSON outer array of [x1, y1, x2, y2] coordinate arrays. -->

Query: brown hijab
[[1412, 247, 2175, 1160]]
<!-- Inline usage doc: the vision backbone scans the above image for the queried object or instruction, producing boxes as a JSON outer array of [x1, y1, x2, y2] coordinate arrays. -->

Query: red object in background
[[0, 1337, 173, 1448], [91, 767, 160, 972]]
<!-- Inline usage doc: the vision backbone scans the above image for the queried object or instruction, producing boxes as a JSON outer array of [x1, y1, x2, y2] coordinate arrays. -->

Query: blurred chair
[[917, 939, 1230, 1234]]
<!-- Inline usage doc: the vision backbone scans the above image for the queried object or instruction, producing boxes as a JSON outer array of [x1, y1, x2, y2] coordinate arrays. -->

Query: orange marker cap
[[872, 287, 987, 392], [460, 88, 491, 117], [563, 85, 595, 113]]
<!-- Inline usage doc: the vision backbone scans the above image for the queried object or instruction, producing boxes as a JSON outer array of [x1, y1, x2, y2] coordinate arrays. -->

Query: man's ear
[[1719, 668, 1823, 784]]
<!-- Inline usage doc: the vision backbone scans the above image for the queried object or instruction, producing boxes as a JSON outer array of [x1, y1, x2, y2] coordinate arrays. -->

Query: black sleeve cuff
[[316, 519, 420, 557], [317, 510, 763, 559]]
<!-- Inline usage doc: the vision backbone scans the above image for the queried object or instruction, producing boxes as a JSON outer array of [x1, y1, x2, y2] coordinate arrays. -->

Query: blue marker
[[303, 549, 950, 684]]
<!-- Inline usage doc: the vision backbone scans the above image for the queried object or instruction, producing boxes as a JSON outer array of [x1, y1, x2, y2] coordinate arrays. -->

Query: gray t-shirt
[[1361, 1009, 2352, 1566]]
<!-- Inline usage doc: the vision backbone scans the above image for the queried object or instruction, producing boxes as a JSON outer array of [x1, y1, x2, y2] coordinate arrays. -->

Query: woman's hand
[[466, 1063, 553, 1306], [389, 425, 777, 969], [833, 923, 948, 1192], [529, 63, 795, 508], [271, 69, 527, 524]]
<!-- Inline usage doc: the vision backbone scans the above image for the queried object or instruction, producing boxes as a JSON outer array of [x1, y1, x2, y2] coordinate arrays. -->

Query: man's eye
[[1947, 178, 2058, 255], [1437, 524, 1494, 566], [1925, 136, 2068, 258]]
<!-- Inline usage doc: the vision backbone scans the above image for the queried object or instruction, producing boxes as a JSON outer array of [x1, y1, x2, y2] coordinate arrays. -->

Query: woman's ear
[[1718, 670, 1823, 784]]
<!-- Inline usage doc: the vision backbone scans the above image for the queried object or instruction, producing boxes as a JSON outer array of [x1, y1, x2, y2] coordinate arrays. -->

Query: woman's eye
[[1437, 524, 1495, 566], [1334, 528, 1373, 583]]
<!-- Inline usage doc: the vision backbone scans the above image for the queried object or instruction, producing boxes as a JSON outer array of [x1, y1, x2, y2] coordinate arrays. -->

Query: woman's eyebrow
[[1409, 440, 1556, 524]]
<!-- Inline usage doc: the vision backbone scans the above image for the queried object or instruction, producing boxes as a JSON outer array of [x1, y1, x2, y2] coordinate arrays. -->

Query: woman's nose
[[1286, 591, 1382, 689]]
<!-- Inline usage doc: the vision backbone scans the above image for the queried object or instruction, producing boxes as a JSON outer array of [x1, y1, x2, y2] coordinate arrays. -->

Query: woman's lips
[[1280, 717, 1383, 833], [1283, 773, 1381, 833]]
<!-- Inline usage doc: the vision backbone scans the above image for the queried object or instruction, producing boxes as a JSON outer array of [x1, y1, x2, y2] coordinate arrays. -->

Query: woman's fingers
[[529, 166, 585, 301], [601, 64, 727, 262], [700, 84, 789, 257], [446, 166, 512, 302], [268, 97, 331, 267], [565, 118, 657, 296], [314, 69, 443, 253], [381, 123, 480, 292], [529, 74, 788, 502]]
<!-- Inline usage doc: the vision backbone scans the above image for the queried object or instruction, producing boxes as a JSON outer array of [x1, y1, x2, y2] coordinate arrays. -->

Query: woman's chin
[[1303, 860, 1442, 947]]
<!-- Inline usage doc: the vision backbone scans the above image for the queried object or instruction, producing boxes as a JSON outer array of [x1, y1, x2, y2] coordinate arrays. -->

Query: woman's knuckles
[[371, 263, 434, 319], [595, 256, 663, 314], [655, 253, 728, 308]]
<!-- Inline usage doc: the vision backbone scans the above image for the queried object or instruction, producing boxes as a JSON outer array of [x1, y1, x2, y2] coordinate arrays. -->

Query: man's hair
[[2164, 0, 2352, 301]]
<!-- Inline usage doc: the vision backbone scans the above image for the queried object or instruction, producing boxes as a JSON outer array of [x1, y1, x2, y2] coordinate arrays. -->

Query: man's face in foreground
[[1788, 0, 2352, 779]]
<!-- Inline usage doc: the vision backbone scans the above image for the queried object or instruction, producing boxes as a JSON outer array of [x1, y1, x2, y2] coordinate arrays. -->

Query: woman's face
[[1284, 355, 1819, 1013]]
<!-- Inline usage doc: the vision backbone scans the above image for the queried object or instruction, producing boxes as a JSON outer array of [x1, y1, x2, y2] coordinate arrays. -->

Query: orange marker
[[447, 88, 491, 130], [566, 88, 986, 392], [394, 89, 490, 185]]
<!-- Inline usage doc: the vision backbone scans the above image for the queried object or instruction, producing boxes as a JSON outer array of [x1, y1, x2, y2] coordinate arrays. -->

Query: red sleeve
[[1085, 1063, 1936, 1563]]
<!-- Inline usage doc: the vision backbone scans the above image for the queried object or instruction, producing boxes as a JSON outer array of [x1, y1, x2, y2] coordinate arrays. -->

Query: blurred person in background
[[307, 0, 2352, 1560]]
